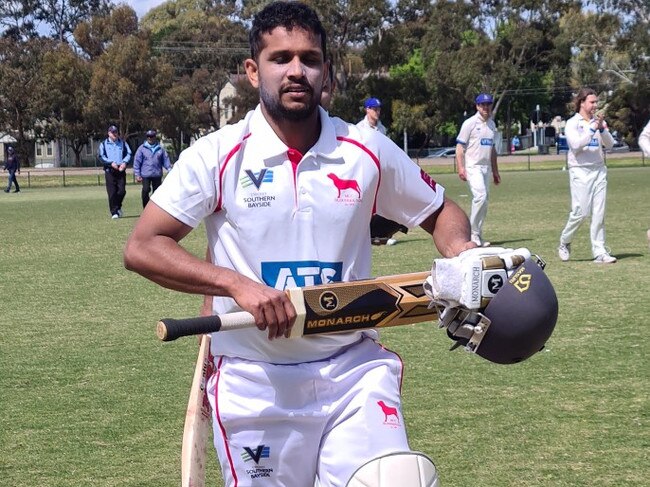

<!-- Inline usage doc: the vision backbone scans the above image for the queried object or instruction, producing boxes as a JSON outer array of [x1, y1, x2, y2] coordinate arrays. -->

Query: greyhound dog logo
[[327, 173, 361, 198], [377, 400, 400, 426]]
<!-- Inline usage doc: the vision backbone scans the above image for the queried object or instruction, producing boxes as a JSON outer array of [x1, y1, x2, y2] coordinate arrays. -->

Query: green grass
[[1, 168, 648, 486]]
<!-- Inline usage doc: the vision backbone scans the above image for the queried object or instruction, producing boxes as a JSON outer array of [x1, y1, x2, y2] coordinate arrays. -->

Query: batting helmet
[[447, 257, 558, 364]]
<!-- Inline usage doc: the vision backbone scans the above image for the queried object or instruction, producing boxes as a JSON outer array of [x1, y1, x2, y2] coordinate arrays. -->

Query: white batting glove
[[423, 247, 532, 310]]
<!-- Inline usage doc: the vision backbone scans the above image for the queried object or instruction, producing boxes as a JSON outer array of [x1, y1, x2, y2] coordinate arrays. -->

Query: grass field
[[1, 167, 648, 486]]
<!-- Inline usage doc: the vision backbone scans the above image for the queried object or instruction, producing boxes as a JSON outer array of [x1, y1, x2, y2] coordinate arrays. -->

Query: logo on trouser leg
[[241, 445, 274, 479], [377, 400, 400, 427]]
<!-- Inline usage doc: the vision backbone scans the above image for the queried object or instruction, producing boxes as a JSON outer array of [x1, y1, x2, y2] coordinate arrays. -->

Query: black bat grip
[[157, 311, 255, 341]]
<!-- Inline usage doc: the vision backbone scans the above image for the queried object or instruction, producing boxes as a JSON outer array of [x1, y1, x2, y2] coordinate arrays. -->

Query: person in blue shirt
[[98, 125, 132, 219], [133, 129, 172, 208]]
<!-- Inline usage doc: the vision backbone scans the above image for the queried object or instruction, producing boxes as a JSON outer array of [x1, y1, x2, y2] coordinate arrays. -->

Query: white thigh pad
[[346, 451, 440, 487]]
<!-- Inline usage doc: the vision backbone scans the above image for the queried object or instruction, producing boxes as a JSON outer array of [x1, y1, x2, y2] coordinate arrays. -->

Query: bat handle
[[157, 311, 256, 341]]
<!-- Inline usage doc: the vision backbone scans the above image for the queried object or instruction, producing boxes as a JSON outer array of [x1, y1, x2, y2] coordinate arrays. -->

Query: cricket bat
[[181, 334, 214, 487], [158, 271, 436, 341]]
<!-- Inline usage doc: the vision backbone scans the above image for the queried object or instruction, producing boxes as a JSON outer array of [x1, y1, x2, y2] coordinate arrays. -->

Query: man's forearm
[[421, 198, 472, 257]]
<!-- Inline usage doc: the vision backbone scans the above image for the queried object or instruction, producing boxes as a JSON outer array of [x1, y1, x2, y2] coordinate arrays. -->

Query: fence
[[2, 151, 648, 189]]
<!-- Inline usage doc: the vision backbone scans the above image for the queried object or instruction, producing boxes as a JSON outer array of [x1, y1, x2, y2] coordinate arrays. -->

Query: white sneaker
[[558, 243, 570, 261], [117, 209, 123, 217], [111, 213, 119, 219], [594, 253, 617, 264], [386, 238, 397, 246]]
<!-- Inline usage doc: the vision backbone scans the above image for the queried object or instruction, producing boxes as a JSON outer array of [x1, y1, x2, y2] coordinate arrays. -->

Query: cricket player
[[558, 87, 616, 263], [357, 97, 387, 134], [639, 119, 650, 249], [455, 93, 501, 247], [124, 2, 474, 485]]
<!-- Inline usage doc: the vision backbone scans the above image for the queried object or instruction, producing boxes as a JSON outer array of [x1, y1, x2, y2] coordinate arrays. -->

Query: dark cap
[[364, 97, 382, 109], [146, 129, 157, 137], [108, 125, 118, 133], [475, 93, 494, 105]]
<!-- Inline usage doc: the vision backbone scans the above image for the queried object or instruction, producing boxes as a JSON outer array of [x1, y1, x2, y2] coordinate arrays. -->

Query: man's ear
[[245, 58, 259, 88]]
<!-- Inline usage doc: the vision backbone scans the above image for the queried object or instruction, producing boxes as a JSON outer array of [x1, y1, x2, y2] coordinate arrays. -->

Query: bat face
[[182, 335, 214, 487], [297, 272, 437, 335]]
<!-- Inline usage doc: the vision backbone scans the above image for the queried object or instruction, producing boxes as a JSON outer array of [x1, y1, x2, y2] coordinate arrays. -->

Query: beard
[[259, 82, 319, 122]]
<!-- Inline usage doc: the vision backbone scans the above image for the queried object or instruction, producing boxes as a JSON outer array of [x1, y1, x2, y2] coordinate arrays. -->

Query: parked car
[[424, 147, 456, 158], [606, 140, 630, 153]]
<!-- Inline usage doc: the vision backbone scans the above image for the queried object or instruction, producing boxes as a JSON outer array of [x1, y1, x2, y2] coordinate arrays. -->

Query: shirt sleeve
[[150, 139, 220, 228], [373, 136, 445, 228], [456, 118, 472, 145]]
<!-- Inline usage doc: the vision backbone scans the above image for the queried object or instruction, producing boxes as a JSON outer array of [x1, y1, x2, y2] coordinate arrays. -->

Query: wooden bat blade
[[158, 271, 438, 341], [181, 334, 213, 487], [298, 271, 435, 335]]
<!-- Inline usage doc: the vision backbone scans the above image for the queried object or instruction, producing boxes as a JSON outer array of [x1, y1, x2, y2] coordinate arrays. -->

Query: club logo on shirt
[[261, 261, 343, 290], [327, 173, 361, 203], [242, 445, 274, 479], [480, 138, 494, 146], [240, 169, 276, 208], [241, 169, 274, 189]]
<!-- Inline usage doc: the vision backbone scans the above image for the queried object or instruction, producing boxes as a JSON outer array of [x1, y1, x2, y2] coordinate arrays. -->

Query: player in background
[[558, 88, 616, 264], [455, 93, 501, 247], [638, 118, 650, 249], [124, 2, 474, 485], [357, 97, 387, 134], [356, 96, 405, 245]]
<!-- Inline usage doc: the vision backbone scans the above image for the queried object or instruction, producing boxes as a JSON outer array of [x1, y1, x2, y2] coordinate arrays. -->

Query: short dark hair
[[574, 87, 597, 112], [249, 1, 327, 60]]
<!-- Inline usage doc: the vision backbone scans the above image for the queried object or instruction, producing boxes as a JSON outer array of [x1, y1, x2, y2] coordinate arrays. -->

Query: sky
[[128, 0, 168, 19]]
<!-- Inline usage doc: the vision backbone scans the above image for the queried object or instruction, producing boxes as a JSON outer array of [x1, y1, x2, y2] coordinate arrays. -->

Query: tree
[[85, 32, 174, 140], [0, 37, 52, 166], [34, 0, 111, 43], [37, 43, 93, 166]]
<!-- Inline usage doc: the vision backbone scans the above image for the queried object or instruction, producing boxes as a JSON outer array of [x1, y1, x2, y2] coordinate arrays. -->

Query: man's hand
[[111, 162, 118, 170], [230, 278, 297, 340], [119, 163, 126, 172], [136, 176, 143, 183]]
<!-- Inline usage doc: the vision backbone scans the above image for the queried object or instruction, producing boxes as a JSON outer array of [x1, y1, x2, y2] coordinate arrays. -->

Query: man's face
[[477, 102, 492, 119], [246, 26, 324, 122], [580, 95, 598, 118], [108, 131, 117, 141], [366, 106, 381, 125]]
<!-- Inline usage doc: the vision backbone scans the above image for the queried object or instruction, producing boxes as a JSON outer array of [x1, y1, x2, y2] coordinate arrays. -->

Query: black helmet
[[443, 257, 558, 364]]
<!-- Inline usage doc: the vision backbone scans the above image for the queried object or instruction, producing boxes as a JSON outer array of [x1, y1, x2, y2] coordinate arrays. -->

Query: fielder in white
[[558, 88, 616, 264], [455, 93, 501, 247], [639, 119, 650, 250], [357, 97, 387, 135], [124, 2, 473, 486]]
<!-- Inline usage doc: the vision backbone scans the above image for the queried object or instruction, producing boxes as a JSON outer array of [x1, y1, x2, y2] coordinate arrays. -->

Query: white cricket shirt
[[152, 106, 444, 364], [456, 112, 496, 166], [565, 112, 615, 168]]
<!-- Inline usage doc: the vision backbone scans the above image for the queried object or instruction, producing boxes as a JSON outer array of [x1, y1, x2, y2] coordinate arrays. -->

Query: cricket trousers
[[141, 176, 162, 208], [207, 337, 410, 487], [104, 168, 126, 216], [466, 164, 491, 238], [560, 165, 608, 258]]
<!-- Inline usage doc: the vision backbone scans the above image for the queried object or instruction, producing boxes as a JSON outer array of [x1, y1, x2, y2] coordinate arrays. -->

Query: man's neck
[[262, 106, 321, 155]]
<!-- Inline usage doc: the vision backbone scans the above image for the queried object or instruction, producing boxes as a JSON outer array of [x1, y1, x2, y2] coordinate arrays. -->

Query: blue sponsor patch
[[480, 138, 494, 146], [261, 261, 343, 289], [588, 138, 600, 147]]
